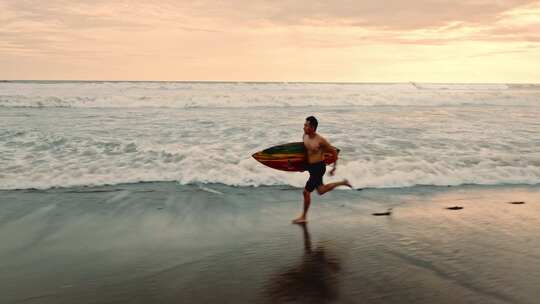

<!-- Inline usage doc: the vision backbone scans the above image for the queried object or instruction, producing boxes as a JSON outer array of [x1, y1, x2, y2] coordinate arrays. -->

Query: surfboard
[[252, 142, 339, 172]]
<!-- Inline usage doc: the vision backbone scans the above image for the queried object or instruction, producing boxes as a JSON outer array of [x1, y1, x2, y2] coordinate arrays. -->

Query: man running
[[293, 116, 351, 224]]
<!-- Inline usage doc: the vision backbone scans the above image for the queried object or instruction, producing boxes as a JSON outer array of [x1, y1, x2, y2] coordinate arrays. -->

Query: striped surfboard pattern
[[252, 142, 339, 172]]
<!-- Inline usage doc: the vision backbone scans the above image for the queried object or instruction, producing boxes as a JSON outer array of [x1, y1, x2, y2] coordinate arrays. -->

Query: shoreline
[[2, 180, 540, 192]]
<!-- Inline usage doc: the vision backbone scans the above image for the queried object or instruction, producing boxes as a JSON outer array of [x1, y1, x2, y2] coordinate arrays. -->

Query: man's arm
[[319, 136, 338, 175]]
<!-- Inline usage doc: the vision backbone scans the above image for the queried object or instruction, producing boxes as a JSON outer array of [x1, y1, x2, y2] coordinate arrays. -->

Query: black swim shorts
[[304, 161, 326, 192]]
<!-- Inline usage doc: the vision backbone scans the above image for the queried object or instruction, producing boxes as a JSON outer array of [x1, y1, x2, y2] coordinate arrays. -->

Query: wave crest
[[2, 82, 539, 108]]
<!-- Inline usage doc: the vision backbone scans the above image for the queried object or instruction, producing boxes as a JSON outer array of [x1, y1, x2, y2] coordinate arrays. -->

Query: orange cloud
[[1, 1, 539, 81]]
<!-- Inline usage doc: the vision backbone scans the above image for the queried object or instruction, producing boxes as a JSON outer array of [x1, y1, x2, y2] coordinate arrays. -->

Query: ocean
[[1, 81, 539, 190]]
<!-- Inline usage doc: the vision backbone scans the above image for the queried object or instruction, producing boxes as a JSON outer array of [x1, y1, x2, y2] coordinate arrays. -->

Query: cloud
[[0, 1, 222, 58], [2, 0, 538, 53], [176, 0, 538, 29], [1, 0, 539, 81]]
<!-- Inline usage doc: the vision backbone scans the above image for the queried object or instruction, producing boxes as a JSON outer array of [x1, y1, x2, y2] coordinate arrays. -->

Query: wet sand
[[1, 183, 539, 303]]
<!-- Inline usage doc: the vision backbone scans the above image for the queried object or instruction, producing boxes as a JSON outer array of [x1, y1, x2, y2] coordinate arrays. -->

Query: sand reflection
[[264, 223, 341, 303]]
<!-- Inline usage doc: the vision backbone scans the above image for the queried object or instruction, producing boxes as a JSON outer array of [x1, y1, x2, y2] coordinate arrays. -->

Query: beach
[[1, 183, 539, 303]]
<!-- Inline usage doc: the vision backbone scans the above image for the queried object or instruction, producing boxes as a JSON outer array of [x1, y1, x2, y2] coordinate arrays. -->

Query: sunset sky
[[1, 0, 539, 82]]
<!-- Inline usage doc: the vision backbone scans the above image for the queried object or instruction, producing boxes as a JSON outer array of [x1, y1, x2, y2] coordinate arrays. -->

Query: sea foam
[[1, 81, 540, 108], [1, 82, 539, 190]]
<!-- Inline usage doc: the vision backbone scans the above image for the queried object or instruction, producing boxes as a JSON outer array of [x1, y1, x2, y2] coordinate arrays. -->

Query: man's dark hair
[[306, 116, 318, 131]]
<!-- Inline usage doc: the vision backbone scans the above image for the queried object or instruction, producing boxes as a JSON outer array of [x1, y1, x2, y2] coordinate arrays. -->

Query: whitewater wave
[[1, 140, 539, 190], [1, 160, 539, 191], [1, 81, 540, 108], [2, 81, 539, 191]]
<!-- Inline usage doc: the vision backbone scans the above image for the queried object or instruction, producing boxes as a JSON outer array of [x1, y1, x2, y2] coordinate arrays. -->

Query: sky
[[1, 0, 539, 82]]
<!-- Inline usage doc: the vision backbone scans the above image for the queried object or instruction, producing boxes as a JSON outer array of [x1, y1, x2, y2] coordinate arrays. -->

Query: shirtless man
[[292, 116, 351, 224]]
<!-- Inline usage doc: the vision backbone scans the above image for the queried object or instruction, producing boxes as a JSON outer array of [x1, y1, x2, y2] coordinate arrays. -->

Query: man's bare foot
[[292, 216, 307, 224], [343, 179, 352, 188]]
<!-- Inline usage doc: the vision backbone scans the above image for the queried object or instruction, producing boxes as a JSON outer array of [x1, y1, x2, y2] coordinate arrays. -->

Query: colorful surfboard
[[252, 142, 339, 172]]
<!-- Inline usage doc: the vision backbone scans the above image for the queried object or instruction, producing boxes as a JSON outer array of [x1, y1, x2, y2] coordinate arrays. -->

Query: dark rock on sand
[[372, 208, 393, 216]]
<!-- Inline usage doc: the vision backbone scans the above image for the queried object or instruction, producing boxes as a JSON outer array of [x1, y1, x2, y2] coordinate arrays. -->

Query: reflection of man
[[264, 223, 341, 303], [293, 116, 352, 224]]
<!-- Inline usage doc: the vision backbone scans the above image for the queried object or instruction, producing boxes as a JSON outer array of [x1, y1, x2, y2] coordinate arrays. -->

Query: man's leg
[[316, 179, 352, 195], [293, 189, 311, 223]]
